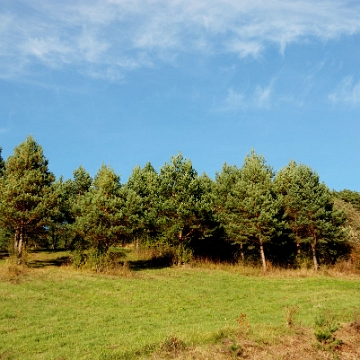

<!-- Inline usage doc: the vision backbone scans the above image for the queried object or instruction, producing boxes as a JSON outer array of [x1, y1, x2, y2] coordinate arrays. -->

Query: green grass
[[0, 252, 359, 359]]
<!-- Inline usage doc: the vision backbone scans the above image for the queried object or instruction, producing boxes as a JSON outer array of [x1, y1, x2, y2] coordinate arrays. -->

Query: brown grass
[[151, 324, 360, 359]]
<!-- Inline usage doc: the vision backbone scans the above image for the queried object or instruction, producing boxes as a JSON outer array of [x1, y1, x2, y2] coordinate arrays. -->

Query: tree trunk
[[259, 243, 267, 273], [51, 228, 56, 249], [240, 243, 245, 262], [311, 237, 318, 271], [17, 227, 24, 265], [13, 230, 19, 256], [178, 229, 183, 266]]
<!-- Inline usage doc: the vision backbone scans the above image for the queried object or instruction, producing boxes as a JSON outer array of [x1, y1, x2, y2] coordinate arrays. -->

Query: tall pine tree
[[218, 151, 281, 272], [0, 136, 55, 263]]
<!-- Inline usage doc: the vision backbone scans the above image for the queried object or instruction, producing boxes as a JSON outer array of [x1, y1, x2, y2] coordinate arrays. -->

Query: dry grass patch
[[151, 325, 360, 360]]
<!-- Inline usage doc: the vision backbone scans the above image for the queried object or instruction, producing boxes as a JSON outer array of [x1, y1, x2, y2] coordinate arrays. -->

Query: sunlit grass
[[0, 251, 359, 359]]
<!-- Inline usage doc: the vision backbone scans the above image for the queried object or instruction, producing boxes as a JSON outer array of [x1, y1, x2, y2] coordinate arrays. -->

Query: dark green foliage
[[0, 135, 354, 269], [72, 166, 92, 196], [215, 151, 281, 272], [44, 177, 76, 250], [0, 148, 8, 251], [213, 163, 242, 242], [0, 227, 11, 253], [156, 154, 213, 263], [72, 164, 141, 269], [0, 147, 5, 176], [274, 161, 347, 270], [127, 162, 160, 244], [335, 189, 360, 212], [314, 313, 340, 346], [67, 166, 93, 250], [0, 136, 56, 263]]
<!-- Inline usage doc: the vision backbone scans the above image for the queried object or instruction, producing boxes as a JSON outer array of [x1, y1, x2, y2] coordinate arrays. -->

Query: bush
[[314, 312, 341, 350]]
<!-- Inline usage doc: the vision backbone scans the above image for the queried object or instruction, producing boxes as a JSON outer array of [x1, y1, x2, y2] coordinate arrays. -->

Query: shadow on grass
[[29, 248, 68, 253], [0, 252, 9, 260], [127, 254, 173, 271], [26, 256, 71, 268]]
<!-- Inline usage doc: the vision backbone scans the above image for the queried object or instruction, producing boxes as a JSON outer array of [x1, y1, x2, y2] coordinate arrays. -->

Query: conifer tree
[[45, 177, 74, 249], [218, 151, 281, 272], [275, 161, 346, 270], [0, 136, 55, 263], [73, 166, 93, 197], [157, 154, 211, 263], [67, 166, 93, 250], [127, 162, 160, 246], [75, 164, 141, 256], [214, 164, 245, 260]]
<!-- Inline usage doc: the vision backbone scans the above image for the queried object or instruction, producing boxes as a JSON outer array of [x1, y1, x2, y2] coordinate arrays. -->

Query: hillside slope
[[334, 198, 360, 269]]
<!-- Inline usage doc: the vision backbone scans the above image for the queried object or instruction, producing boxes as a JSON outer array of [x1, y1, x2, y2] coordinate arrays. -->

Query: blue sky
[[0, 0, 360, 191]]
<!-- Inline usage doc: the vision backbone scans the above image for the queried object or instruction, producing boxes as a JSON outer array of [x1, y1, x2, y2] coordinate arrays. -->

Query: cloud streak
[[1, 0, 360, 81], [329, 76, 360, 106], [218, 82, 274, 112]]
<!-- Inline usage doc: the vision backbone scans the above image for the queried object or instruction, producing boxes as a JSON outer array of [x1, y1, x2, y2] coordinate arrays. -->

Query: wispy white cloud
[[0, 112, 16, 134], [1, 0, 360, 81], [329, 76, 360, 106], [226, 40, 263, 58], [218, 82, 273, 111], [20, 37, 72, 67], [222, 88, 246, 111], [254, 84, 272, 108]]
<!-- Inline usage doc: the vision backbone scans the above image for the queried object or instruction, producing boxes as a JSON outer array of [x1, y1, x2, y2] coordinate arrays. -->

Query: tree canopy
[[0, 137, 355, 270], [0, 136, 56, 263]]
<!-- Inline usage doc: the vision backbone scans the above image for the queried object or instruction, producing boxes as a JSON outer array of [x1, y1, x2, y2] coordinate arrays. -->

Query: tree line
[[0, 136, 358, 272]]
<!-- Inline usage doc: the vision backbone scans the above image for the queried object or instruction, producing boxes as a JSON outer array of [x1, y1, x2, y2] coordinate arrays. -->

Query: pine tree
[[73, 166, 92, 197], [0, 136, 55, 263], [218, 151, 281, 272], [75, 164, 141, 258], [274, 161, 346, 270], [214, 163, 245, 260], [45, 177, 74, 250], [66, 166, 93, 250], [127, 162, 160, 246], [157, 154, 211, 263]]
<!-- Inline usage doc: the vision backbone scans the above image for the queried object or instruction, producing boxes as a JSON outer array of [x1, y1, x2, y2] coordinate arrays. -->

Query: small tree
[[75, 164, 141, 260], [66, 166, 93, 250], [157, 154, 211, 263], [0, 136, 56, 263], [214, 163, 245, 260], [274, 160, 303, 257], [44, 177, 75, 250], [127, 162, 160, 247]]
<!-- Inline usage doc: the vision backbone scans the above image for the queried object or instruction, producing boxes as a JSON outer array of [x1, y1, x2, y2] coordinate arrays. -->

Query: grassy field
[[0, 251, 360, 359]]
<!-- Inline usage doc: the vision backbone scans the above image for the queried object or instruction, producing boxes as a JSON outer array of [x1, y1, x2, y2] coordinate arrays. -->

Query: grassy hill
[[1, 250, 360, 359]]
